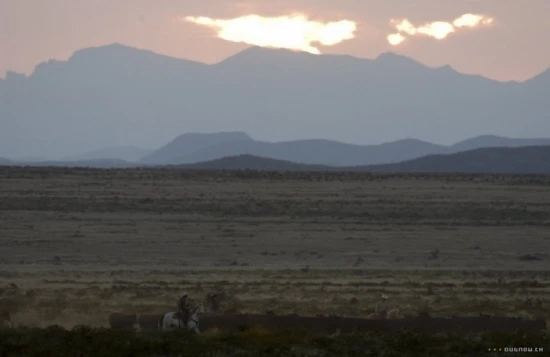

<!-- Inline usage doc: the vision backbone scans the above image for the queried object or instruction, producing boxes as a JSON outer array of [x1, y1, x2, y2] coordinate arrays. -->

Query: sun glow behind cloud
[[387, 33, 406, 46], [387, 13, 494, 45], [184, 14, 357, 54]]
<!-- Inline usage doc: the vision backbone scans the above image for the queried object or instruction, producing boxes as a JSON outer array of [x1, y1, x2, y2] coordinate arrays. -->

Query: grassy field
[[0, 167, 549, 353]]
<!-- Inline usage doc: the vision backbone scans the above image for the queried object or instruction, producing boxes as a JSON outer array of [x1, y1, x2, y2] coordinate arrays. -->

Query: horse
[[158, 303, 204, 334]]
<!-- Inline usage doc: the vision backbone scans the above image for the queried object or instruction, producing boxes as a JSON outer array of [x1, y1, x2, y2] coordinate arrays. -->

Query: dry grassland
[[0, 167, 549, 329]]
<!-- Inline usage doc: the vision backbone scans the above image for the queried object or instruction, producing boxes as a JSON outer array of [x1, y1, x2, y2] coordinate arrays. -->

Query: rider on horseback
[[176, 293, 191, 324]]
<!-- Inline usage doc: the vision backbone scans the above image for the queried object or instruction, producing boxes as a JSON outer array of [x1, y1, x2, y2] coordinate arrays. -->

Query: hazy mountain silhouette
[[140, 131, 252, 164], [63, 145, 152, 162], [145, 132, 550, 167], [523, 67, 550, 94], [170, 137, 443, 166], [172, 146, 550, 174], [3, 145, 550, 175], [0, 157, 13, 165], [8, 156, 50, 162], [0, 158, 136, 168], [1, 43, 549, 158], [450, 135, 550, 152], [363, 145, 550, 174], [175, 154, 331, 171]]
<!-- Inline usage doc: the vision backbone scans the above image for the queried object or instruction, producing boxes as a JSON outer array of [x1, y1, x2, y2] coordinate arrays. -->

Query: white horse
[[158, 303, 204, 334]]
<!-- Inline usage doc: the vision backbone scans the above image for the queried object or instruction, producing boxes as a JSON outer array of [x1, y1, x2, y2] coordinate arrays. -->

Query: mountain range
[[362, 146, 550, 174], [173, 145, 550, 174], [2, 131, 550, 170], [1, 43, 549, 159], [144, 132, 550, 166], [4, 144, 549, 175]]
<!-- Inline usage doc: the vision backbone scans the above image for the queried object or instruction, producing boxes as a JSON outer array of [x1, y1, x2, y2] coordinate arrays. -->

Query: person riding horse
[[176, 293, 191, 324]]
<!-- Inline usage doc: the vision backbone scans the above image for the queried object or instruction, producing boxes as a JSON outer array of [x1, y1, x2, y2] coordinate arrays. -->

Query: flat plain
[[0, 167, 549, 330]]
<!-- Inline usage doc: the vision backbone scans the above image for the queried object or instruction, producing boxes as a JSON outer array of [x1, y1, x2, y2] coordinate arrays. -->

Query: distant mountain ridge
[[0, 157, 13, 165], [172, 145, 550, 174], [140, 131, 252, 164], [0, 158, 136, 168], [175, 154, 331, 171], [450, 135, 550, 152], [141, 132, 550, 167], [3, 143, 550, 175], [1, 43, 549, 159], [3, 132, 550, 167], [362, 146, 550, 174], [169, 137, 442, 166]]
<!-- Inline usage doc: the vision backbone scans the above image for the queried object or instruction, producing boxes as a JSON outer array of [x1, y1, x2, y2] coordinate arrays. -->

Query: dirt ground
[[0, 167, 549, 329]]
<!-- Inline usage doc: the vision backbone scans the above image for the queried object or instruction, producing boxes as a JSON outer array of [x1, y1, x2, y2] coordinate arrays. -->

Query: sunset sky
[[2, 0, 549, 81]]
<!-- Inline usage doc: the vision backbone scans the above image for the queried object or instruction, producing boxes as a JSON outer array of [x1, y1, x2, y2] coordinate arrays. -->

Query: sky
[[1, 0, 549, 81]]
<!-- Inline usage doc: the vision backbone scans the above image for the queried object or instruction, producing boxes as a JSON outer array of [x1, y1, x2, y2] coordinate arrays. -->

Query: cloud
[[388, 13, 494, 45], [387, 33, 406, 46], [453, 13, 493, 28], [184, 14, 357, 54]]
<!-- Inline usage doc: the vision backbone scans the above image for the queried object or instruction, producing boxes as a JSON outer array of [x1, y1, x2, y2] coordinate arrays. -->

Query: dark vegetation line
[[0, 326, 548, 357]]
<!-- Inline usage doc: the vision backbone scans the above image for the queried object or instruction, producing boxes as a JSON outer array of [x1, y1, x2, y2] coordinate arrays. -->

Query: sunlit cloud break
[[387, 33, 406, 46], [184, 14, 357, 54], [387, 13, 494, 45]]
